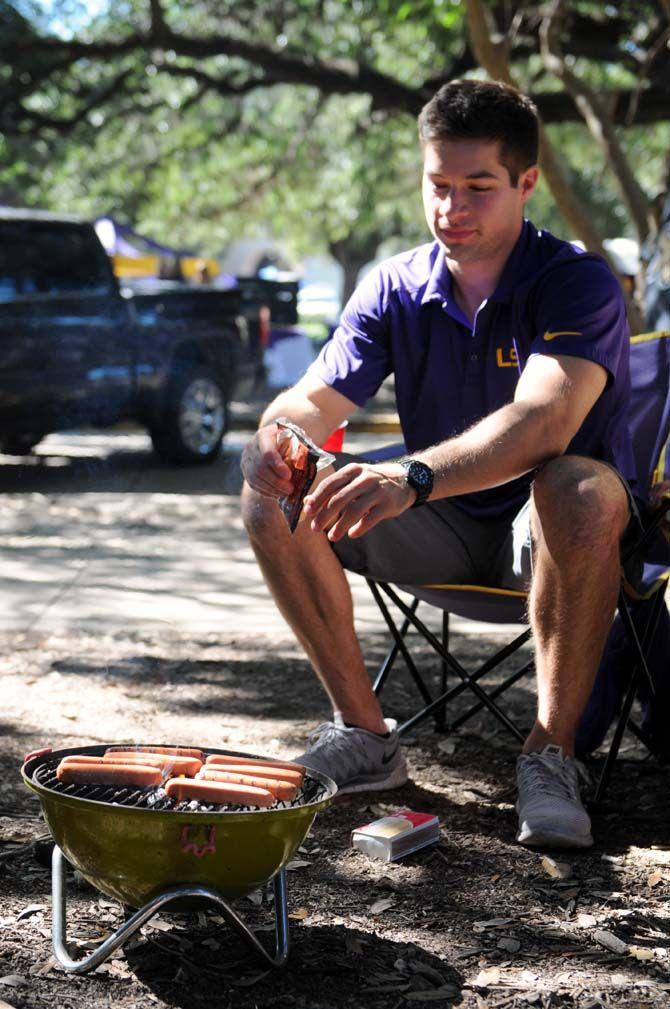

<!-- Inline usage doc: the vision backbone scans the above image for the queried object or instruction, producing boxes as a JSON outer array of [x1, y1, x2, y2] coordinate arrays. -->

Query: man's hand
[[304, 462, 416, 540], [241, 423, 295, 498]]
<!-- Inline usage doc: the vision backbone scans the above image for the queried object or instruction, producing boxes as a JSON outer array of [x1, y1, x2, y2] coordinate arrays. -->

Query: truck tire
[[150, 366, 228, 465], [0, 434, 41, 456]]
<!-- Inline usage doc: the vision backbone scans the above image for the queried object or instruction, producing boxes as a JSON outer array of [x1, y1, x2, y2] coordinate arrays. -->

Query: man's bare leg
[[524, 456, 631, 756], [241, 479, 387, 735]]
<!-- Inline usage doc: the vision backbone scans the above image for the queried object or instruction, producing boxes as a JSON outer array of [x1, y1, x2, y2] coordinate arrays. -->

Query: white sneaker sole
[[516, 824, 593, 849], [335, 761, 408, 795]]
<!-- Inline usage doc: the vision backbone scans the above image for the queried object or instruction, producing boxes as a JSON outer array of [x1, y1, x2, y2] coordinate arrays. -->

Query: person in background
[[241, 79, 637, 850]]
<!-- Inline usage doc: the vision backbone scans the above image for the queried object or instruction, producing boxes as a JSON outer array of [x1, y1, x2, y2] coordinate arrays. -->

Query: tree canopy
[[1, 1, 669, 308]]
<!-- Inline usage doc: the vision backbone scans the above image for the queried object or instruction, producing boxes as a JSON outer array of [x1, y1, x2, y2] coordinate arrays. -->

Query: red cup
[[322, 421, 348, 453]]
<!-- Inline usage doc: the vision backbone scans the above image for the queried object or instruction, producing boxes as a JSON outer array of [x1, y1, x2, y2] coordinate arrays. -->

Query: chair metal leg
[[594, 586, 667, 802], [368, 581, 432, 706], [379, 583, 530, 740], [451, 658, 535, 732], [433, 612, 449, 732]]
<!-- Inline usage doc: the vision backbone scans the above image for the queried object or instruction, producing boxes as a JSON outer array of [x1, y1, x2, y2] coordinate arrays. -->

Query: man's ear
[[519, 166, 539, 202]]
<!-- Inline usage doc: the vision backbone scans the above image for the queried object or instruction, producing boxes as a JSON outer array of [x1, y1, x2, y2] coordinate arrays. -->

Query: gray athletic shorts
[[329, 453, 642, 594]]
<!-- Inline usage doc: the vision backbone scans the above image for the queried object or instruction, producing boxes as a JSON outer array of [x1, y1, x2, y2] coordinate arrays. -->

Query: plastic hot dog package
[[275, 418, 335, 533]]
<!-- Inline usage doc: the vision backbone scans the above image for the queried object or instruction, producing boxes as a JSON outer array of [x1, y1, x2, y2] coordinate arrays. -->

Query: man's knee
[[531, 456, 629, 549], [240, 482, 285, 542]]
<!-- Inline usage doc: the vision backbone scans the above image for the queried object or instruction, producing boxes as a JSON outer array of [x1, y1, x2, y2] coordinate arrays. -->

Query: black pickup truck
[[0, 209, 297, 464]]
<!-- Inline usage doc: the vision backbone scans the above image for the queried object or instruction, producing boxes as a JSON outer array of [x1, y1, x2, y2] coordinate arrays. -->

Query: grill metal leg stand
[[51, 846, 290, 973]]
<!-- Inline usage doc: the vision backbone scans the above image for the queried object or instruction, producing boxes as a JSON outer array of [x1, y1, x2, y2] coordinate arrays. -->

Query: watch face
[[402, 460, 433, 500], [412, 465, 431, 487]]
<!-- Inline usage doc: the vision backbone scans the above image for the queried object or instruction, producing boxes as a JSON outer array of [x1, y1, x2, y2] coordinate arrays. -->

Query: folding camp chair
[[360, 443, 535, 745], [364, 331, 670, 800]]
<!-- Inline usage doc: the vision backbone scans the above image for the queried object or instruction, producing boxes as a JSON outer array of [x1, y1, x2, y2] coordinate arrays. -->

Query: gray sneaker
[[295, 717, 407, 795], [516, 744, 593, 849]]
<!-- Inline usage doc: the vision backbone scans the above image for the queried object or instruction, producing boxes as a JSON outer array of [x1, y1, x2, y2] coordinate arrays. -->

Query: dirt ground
[[1, 624, 669, 1009]]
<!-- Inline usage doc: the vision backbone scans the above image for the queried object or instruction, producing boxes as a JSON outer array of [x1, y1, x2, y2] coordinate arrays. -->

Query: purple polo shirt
[[309, 219, 635, 518]]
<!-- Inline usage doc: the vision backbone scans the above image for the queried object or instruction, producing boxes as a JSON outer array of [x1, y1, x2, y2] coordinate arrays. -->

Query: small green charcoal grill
[[22, 743, 336, 974]]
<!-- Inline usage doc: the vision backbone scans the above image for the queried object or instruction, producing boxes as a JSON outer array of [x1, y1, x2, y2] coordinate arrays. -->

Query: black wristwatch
[[400, 458, 434, 508]]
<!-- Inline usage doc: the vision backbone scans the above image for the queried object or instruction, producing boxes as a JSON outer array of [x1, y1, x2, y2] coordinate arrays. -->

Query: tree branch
[[539, 0, 654, 245], [626, 25, 670, 125], [465, 0, 610, 258], [1, 69, 137, 137]]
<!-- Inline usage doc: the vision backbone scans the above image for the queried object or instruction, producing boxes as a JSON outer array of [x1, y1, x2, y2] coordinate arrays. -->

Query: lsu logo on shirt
[[496, 346, 519, 368], [496, 331, 583, 367]]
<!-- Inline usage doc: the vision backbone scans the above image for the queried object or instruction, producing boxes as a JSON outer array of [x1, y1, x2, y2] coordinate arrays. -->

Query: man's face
[[421, 138, 538, 266]]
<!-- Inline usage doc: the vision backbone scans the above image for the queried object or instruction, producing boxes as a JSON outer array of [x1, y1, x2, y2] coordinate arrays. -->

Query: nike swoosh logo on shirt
[[381, 744, 400, 765], [543, 330, 582, 341]]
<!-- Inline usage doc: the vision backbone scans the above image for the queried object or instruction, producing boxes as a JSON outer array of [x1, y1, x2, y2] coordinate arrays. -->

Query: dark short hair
[[418, 79, 539, 186]]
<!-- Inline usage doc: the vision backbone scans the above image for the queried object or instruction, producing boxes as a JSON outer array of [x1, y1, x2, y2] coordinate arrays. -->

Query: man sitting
[[241, 79, 637, 850]]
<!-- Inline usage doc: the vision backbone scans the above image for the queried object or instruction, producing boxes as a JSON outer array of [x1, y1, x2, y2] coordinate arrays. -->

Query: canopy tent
[[94, 216, 224, 283]]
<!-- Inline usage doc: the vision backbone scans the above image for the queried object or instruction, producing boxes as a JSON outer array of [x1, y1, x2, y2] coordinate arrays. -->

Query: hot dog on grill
[[196, 767, 298, 801], [106, 745, 204, 761], [102, 752, 202, 777], [164, 777, 274, 807], [202, 762, 303, 787], [56, 761, 163, 787], [205, 754, 305, 777]]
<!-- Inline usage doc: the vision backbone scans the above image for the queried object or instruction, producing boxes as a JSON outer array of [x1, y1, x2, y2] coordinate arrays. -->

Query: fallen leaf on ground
[[498, 937, 521, 954], [437, 739, 457, 756], [576, 913, 598, 928], [27, 958, 56, 977], [285, 859, 311, 870], [369, 803, 396, 818], [369, 897, 396, 915], [288, 908, 308, 921], [541, 856, 572, 880], [94, 961, 131, 978], [473, 967, 501, 988], [408, 962, 445, 985], [629, 946, 655, 961], [245, 890, 263, 906], [647, 871, 664, 888], [16, 904, 46, 921], [0, 1001, 19, 1009], [145, 916, 174, 932], [473, 917, 513, 929], [593, 930, 628, 954], [0, 818, 43, 844], [0, 978, 27, 989]]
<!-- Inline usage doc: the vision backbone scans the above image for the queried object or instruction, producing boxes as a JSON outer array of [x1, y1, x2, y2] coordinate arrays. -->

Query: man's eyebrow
[[426, 169, 501, 181]]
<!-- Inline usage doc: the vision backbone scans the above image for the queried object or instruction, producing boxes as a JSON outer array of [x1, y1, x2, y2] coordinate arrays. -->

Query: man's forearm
[[259, 391, 331, 445], [416, 399, 570, 500]]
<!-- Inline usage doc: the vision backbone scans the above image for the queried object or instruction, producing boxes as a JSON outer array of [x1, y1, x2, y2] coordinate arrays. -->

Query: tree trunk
[[464, 0, 644, 333], [464, 0, 606, 253], [329, 234, 381, 307], [539, 0, 655, 247]]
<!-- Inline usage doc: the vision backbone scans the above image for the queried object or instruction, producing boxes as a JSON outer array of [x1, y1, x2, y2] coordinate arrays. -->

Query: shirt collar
[[420, 242, 454, 308], [488, 219, 536, 303], [420, 222, 537, 311]]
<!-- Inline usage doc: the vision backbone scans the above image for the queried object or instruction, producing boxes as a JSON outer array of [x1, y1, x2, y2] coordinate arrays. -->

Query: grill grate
[[33, 755, 328, 813]]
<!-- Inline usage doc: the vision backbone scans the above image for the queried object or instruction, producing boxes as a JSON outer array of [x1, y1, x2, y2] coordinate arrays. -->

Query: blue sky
[[14, 0, 109, 37]]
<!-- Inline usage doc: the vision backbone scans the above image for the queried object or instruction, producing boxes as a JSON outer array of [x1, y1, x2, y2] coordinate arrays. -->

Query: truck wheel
[[150, 367, 228, 465], [0, 435, 41, 456]]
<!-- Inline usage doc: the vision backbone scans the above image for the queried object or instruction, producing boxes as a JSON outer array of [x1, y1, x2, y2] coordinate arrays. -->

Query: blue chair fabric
[[364, 332, 670, 800]]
